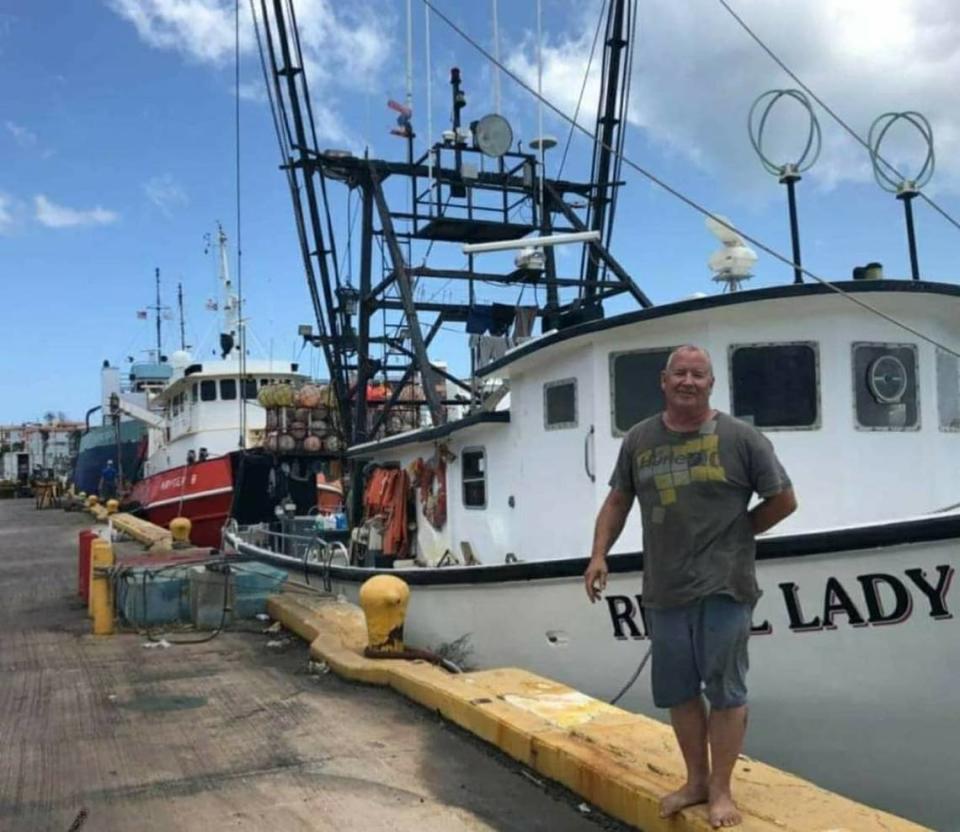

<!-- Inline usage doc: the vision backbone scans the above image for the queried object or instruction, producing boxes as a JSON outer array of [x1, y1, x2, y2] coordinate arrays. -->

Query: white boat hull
[[232, 516, 958, 828]]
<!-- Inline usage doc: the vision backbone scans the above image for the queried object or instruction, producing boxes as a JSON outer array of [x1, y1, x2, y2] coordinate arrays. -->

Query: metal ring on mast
[[867, 111, 935, 195], [748, 88, 822, 179]]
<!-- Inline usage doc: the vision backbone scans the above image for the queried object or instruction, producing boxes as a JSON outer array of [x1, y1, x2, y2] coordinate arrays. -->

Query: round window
[[867, 354, 908, 403]]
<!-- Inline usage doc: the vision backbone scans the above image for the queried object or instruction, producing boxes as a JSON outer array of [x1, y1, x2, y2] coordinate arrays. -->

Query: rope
[[235, 0, 247, 450], [715, 0, 960, 235], [418, 0, 960, 360]]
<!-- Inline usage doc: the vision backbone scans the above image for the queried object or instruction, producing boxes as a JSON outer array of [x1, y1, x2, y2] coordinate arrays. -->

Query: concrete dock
[[0, 499, 632, 831]]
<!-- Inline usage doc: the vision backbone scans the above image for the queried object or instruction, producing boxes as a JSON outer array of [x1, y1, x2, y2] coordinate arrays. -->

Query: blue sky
[[3, 0, 960, 424]]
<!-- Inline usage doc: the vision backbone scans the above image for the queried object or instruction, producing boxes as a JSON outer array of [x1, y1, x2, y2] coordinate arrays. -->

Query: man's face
[[661, 350, 714, 411]]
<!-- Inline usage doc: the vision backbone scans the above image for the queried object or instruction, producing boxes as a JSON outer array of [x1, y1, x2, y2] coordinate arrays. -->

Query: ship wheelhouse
[[348, 280, 960, 567]]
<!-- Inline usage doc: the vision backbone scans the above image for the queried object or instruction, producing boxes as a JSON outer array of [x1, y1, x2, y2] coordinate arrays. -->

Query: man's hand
[[584, 556, 608, 603]]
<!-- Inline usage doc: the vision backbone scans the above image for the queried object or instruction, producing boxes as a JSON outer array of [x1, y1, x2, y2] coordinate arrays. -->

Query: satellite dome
[[170, 350, 193, 370]]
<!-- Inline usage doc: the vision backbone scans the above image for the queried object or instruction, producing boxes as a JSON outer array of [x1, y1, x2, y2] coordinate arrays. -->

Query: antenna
[[177, 282, 186, 350], [706, 215, 757, 292], [868, 111, 935, 281], [748, 89, 821, 285]]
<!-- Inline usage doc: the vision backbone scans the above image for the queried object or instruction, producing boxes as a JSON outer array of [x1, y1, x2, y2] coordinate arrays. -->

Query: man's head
[[661, 345, 714, 415], [107, 460, 114, 466]]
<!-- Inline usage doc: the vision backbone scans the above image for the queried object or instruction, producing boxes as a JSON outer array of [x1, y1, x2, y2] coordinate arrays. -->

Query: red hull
[[130, 456, 234, 548]]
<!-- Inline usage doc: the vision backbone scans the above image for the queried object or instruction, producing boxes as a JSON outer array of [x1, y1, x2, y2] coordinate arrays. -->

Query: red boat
[[130, 456, 234, 548]]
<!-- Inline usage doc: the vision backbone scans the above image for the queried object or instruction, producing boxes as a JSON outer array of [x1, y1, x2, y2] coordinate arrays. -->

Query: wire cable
[[557, 0, 608, 181], [419, 0, 960, 359], [715, 0, 960, 234]]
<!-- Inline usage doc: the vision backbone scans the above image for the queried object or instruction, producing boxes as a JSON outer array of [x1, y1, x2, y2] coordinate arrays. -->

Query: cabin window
[[610, 347, 673, 435], [242, 378, 258, 399], [730, 342, 819, 429], [260, 378, 270, 388], [220, 379, 237, 401], [191, 383, 198, 403], [172, 394, 180, 417], [462, 447, 486, 509], [936, 349, 960, 431], [853, 343, 919, 430], [200, 380, 217, 401], [544, 378, 577, 429]]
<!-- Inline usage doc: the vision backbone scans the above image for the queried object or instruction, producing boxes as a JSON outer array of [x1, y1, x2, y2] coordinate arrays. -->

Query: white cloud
[[108, 0, 391, 142], [144, 173, 188, 216], [34, 195, 119, 228], [0, 193, 14, 233], [505, 0, 960, 197], [6, 121, 37, 149]]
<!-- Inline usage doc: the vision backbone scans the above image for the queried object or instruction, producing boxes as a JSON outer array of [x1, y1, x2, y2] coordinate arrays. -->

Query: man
[[584, 345, 796, 828], [99, 459, 118, 500]]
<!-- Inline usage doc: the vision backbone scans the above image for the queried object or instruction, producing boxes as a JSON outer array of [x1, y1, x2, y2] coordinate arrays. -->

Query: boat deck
[[0, 500, 626, 832]]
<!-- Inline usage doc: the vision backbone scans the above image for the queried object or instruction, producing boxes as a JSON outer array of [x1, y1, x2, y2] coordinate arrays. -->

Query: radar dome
[[170, 350, 193, 370]]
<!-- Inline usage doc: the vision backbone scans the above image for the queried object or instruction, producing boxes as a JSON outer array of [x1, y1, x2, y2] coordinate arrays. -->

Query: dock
[[0, 499, 631, 832]]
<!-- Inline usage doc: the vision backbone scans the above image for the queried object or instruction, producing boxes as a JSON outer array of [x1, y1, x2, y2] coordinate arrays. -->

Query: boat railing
[[229, 521, 350, 568]]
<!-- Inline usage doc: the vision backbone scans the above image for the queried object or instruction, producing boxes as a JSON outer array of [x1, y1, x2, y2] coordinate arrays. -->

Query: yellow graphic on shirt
[[634, 435, 726, 506]]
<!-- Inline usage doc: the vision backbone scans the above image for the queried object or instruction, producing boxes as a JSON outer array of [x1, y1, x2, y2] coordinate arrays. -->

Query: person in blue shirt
[[99, 460, 118, 500]]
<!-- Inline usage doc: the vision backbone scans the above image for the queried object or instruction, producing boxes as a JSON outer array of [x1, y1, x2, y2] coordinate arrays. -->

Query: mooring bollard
[[169, 516, 192, 548], [89, 539, 115, 635], [358, 575, 410, 653]]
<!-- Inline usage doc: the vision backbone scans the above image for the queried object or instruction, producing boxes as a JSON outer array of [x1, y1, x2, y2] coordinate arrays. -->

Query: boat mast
[[177, 282, 187, 350], [153, 267, 163, 361], [217, 224, 239, 358]]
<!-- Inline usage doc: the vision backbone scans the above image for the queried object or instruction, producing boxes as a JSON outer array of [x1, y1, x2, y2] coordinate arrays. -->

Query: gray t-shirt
[[609, 412, 790, 609]]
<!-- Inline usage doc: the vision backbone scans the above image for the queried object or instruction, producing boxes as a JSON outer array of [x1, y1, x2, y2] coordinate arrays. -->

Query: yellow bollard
[[106, 499, 119, 515], [169, 516, 192, 548], [86, 495, 99, 509], [358, 575, 410, 652], [90, 539, 115, 635]]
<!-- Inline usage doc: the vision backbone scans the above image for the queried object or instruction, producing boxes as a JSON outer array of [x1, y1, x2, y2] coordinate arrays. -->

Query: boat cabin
[[350, 281, 960, 566], [140, 357, 305, 476]]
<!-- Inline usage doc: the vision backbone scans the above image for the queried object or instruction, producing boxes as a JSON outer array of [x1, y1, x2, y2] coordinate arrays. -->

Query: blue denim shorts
[[645, 594, 752, 710]]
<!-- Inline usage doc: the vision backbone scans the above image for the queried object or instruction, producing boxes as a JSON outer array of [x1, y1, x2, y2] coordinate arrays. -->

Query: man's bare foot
[[708, 790, 741, 827], [659, 782, 709, 817]]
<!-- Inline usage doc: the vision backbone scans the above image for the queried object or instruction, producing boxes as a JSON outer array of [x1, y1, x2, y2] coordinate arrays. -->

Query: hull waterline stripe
[[141, 486, 233, 510]]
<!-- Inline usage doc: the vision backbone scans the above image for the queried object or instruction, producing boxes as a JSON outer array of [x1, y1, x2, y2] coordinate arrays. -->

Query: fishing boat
[[117, 228, 343, 547], [71, 359, 169, 496], [225, 1, 959, 825]]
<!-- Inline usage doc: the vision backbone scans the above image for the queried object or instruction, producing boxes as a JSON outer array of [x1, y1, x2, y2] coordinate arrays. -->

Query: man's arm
[[749, 487, 797, 536], [584, 488, 634, 602]]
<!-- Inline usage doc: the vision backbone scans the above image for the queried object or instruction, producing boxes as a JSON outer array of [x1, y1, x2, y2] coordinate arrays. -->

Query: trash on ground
[[255, 613, 271, 622], [266, 638, 291, 649], [308, 659, 330, 675], [577, 803, 591, 814], [142, 639, 172, 649], [263, 621, 283, 634]]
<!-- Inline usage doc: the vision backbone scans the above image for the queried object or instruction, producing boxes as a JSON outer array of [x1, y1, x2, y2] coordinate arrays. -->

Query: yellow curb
[[266, 592, 929, 832]]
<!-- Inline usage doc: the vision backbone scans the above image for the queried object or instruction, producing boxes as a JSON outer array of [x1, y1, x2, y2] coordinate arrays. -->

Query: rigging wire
[[235, 0, 247, 449], [491, 0, 502, 114], [715, 0, 960, 235], [535, 0, 546, 233], [418, 0, 960, 360], [425, 0, 435, 215], [557, 0, 608, 181]]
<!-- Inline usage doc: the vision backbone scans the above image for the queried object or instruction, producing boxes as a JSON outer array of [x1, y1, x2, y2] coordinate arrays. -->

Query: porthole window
[[730, 342, 819, 429], [220, 379, 237, 401], [462, 447, 486, 509], [936, 349, 960, 431], [200, 380, 217, 401], [544, 378, 577, 430], [853, 343, 919, 430], [610, 347, 674, 435]]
